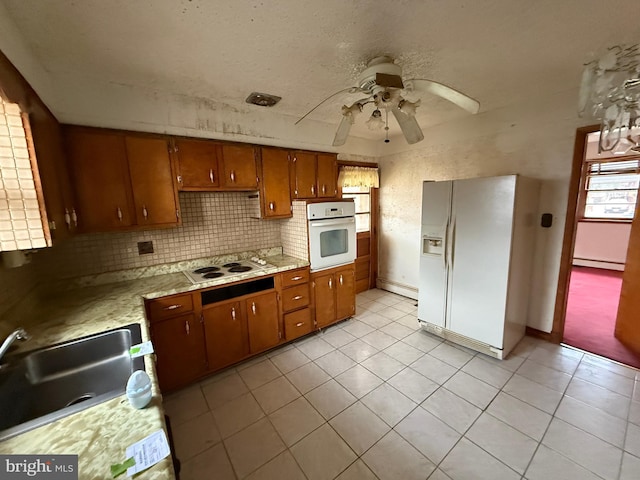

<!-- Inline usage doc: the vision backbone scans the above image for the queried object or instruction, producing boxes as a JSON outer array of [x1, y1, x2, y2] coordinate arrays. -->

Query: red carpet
[[563, 266, 640, 369]]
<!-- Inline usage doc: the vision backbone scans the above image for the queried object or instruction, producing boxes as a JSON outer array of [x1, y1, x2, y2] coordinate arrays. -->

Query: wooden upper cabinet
[[291, 151, 317, 199], [126, 136, 180, 226], [30, 116, 78, 238], [290, 151, 338, 199], [64, 126, 180, 232], [259, 148, 292, 218], [220, 144, 258, 189], [65, 128, 135, 231], [175, 138, 220, 190], [317, 153, 338, 198]]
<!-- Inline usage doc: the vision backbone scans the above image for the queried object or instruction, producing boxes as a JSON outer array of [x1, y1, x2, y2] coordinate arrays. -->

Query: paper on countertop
[[129, 341, 154, 358], [126, 429, 170, 476]]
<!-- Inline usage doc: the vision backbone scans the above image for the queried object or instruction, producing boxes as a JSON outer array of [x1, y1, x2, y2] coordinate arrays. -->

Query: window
[[342, 186, 370, 232], [583, 158, 639, 220]]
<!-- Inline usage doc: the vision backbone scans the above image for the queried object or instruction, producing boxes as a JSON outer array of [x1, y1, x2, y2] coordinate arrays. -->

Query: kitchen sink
[[0, 323, 144, 441]]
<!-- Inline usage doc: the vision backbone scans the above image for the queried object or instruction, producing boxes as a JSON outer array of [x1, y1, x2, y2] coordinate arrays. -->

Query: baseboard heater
[[418, 320, 504, 360]]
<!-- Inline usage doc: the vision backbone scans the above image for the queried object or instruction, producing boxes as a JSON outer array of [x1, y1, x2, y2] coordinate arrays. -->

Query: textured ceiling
[[2, 0, 640, 143]]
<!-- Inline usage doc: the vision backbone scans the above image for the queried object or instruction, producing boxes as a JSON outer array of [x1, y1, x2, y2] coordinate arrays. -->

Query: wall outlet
[[137, 241, 154, 255]]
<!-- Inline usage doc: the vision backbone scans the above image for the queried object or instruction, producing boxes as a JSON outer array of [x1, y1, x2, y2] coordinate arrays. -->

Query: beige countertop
[[0, 252, 308, 479]]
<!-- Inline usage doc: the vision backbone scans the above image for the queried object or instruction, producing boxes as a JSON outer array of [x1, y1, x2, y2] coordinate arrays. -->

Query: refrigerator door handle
[[449, 217, 456, 269], [442, 222, 448, 270]]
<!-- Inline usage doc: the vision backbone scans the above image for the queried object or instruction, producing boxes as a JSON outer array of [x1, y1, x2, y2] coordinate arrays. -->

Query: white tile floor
[[163, 289, 640, 480]]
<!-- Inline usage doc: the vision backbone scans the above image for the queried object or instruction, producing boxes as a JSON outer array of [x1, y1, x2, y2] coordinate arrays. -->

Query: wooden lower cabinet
[[246, 291, 280, 353], [150, 312, 207, 392], [203, 300, 248, 371], [311, 264, 356, 329]]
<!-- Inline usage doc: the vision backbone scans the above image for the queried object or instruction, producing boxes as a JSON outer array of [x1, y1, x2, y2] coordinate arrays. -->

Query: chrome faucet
[[0, 328, 30, 362]]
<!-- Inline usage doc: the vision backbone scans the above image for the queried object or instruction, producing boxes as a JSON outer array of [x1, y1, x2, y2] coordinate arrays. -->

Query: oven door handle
[[309, 217, 355, 227]]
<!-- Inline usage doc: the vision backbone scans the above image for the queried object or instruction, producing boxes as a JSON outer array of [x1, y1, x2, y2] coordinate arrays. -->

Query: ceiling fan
[[295, 56, 481, 146]]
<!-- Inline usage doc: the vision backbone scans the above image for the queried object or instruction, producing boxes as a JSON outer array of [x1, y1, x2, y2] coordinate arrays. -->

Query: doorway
[[553, 126, 640, 368]]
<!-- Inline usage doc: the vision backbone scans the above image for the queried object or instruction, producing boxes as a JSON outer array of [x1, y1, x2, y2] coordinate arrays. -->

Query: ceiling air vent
[[245, 92, 281, 107]]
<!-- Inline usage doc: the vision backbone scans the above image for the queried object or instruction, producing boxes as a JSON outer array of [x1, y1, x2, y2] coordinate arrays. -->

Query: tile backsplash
[[35, 191, 283, 279], [281, 200, 309, 260]]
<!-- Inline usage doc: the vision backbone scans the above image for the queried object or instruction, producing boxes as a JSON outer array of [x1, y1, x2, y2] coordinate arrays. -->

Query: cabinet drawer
[[282, 284, 310, 312], [284, 308, 313, 341], [147, 293, 194, 321], [281, 268, 310, 288]]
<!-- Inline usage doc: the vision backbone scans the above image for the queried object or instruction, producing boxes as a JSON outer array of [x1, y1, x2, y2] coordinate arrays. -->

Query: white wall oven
[[307, 201, 356, 271]]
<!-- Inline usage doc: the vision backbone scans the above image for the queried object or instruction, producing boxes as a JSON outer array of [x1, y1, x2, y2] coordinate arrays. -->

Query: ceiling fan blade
[[332, 115, 353, 146], [391, 107, 425, 144], [295, 86, 363, 125], [404, 79, 480, 114]]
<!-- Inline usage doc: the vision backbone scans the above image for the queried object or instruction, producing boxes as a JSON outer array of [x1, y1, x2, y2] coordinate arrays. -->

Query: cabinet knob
[[328, 278, 332, 289], [322, 184, 326, 195], [291, 276, 303, 281], [251, 302, 257, 315], [231, 307, 236, 320], [64, 208, 71, 229], [185, 320, 190, 335], [209, 169, 215, 183], [296, 322, 304, 327], [269, 202, 275, 211], [339, 274, 343, 286], [142, 205, 148, 220], [230, 170, 236, 183], [311, 185, 315, 195], [292, 295, 303, 301], [71, 208, 78, 227], [117, 207, 123, 222]]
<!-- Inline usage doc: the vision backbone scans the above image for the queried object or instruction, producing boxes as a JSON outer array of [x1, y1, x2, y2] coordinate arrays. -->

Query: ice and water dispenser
[[421, 226, 445, 257]]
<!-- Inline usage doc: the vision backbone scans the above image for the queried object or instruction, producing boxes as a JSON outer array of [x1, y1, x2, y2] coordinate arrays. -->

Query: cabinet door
[[31, 118, 76, 240], [247, 291, 280, 353], [259, 148, 292, 218], [291, 152, 317, 198], [65, 128, 134, 231], [313, 272, 336, 329], [335, 265, 356, 320], [203, 301, 247, 370], [220, 144, 258, 189], [151, 313, 207, 392], [175, 138, 220, 190], [317, 153, 338, 198], [126, 136, 180, 227]]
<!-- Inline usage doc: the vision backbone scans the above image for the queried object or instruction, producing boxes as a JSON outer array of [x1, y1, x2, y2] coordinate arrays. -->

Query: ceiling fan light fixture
[[366, 109, 385, 130], [399, 99, 420, 117]]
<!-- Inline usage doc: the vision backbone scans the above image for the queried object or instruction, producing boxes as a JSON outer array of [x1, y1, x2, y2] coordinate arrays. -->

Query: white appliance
[[307, 201, 356, 271], [418, 175, 540, 359]]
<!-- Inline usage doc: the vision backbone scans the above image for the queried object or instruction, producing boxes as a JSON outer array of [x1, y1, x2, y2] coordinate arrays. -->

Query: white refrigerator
[[418, 175, 539, 359]]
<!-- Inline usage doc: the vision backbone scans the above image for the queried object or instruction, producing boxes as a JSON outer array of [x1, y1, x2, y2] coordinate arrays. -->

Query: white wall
[[375, 91, 584, 333], [573, 222, 631, 270]]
